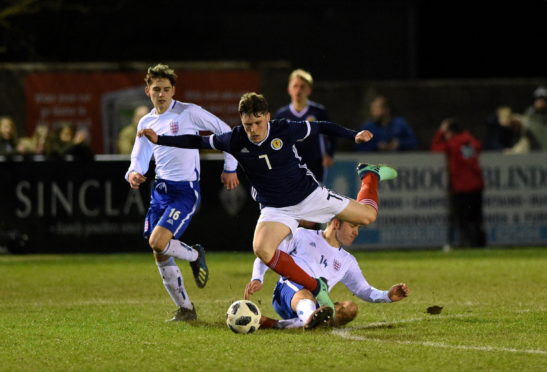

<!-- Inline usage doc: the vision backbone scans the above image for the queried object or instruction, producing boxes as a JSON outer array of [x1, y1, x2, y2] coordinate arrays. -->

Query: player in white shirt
[[245, 217, 409, 329], [125, 64, 239, 321]]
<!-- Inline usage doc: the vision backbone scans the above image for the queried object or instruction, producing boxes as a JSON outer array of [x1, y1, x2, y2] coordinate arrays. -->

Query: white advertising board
[[324, 152, 547, 249]]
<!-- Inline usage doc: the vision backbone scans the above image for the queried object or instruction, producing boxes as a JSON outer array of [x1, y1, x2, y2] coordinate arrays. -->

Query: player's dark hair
[[145, 64, 177, 86], [445, 117, 463, 133], [238, 92, 269, 117]]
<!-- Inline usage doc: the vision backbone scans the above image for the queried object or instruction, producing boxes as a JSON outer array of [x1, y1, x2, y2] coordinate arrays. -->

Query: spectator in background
[[15, 124, 51, 156], [117, 105, 150, 154], [0, 116, 18, 156], [49, 122, 75, 156], [522, 86, 547, 150], [31, 124, 51, 155], [484, 106, 529, 153], [274, 69, 334, 184], [355, 95, 418, 152], [63, 128, 94, 162], [16, 137, 35, 155], [431, 118, 486, 248]]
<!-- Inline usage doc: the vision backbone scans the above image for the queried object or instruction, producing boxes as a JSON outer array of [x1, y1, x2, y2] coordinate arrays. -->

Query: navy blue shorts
[[144, 179, 201, 239]]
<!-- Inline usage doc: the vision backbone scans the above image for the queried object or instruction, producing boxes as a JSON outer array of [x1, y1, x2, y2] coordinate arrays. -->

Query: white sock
[[277, 318, 304, 329], [277, 299, 318, 329], [160, 240, 198, 262], [157, 257, 192, 309], [296, 299, 317, 325]]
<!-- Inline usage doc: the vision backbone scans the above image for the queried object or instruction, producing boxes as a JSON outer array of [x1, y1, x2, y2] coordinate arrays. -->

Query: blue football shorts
[[272, 278, 318, 319], [144, 178, 201, 239]]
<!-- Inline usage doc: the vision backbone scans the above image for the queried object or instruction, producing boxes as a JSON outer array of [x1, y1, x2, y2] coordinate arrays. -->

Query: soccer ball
[[226, 300, 261, 334]]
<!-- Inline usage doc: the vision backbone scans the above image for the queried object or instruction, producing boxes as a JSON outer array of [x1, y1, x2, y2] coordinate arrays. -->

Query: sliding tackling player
[[245, 216, 409, 330]]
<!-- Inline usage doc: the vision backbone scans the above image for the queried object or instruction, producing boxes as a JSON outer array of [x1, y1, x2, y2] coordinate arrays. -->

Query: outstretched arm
[[138, 128, 210, 149], [342, 257, 409, 303], [388, 283, 409, 302], [244, 257, 269, 299], [311, 121, 373, 144], [355, 130, 374, 143], [244, 280, 263, 300], [430, 121, 449, 152], [139, 128, 238, 189]]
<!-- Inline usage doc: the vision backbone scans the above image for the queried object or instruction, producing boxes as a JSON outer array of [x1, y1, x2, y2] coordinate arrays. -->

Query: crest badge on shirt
[[333, 259, 342, 271], [271, 138, 283, 150], [170, 121, 179, 134], [306, 115, 317, 122]]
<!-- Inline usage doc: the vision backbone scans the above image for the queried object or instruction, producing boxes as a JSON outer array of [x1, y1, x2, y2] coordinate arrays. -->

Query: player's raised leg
[[356, 163, 397, 214], [253, 221, 336, 312], [336, 163, 397, 225], [150, 226, 208, 285], [150, 228, 199, 261], [189, 244, 209, 288]]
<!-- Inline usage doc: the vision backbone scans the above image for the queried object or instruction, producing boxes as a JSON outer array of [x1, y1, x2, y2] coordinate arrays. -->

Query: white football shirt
[[125, 100, 237, 181], [252, 228, 391, 303]]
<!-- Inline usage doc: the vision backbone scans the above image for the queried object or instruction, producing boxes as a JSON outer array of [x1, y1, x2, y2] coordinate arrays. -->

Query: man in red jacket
[[431, 118, 486, 248]]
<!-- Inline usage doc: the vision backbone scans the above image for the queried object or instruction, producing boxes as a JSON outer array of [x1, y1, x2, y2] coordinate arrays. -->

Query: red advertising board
[[24, 70, 261, 153]]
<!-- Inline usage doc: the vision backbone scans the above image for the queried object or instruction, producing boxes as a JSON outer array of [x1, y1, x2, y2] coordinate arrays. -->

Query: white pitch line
[[332, 316, 547, 356]]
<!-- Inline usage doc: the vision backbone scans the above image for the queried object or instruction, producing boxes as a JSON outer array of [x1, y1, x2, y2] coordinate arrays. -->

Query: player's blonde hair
[[145, 64, 177, 86], [289, 69, 314, 88]]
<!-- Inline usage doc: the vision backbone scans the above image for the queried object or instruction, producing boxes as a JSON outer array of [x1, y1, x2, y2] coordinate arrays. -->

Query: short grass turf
[[1, 248, 546, 372]]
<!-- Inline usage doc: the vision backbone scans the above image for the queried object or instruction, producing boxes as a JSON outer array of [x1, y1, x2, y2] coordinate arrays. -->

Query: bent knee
[[253, 243, 275, 263], [359, 207, 377, 225], [148, 236, 168, 253], [253, 236, 278, 263]]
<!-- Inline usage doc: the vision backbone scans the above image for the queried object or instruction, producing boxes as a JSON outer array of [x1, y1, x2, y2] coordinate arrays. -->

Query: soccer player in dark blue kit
[[138, 92, 397, 320], [274, 69, 334, 184]]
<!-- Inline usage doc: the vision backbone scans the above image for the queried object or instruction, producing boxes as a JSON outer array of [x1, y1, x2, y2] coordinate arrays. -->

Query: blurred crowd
[[0, 118, 94, 161], [483, 86, 547, 153], [1, 84, 546, 160], [352, 85, 547, 154]]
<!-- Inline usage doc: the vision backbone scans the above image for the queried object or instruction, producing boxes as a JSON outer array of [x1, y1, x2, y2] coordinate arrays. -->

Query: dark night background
[[1, 0, 546, 80], [1, 1, 546, 254]]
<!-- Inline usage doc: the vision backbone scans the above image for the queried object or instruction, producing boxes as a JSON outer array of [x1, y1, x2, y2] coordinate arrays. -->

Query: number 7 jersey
[[210, 119, 320, 208]]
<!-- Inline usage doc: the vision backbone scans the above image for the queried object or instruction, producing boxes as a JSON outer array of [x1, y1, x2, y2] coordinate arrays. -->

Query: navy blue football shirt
[[274, 101, 334, 182], [158, 119, 356, 208]]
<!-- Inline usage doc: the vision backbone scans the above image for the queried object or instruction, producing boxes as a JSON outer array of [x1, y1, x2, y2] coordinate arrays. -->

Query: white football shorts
[[257, 186, 350, 236]]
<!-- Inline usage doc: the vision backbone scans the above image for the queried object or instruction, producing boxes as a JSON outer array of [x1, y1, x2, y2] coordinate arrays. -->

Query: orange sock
[[266, 250, 318, 292], [357, 173, 379, 212]]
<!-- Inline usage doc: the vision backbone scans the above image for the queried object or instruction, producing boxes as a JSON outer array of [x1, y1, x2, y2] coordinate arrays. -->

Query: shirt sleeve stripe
[[208, 135, 216, 150], [303, 121, 311, 140]]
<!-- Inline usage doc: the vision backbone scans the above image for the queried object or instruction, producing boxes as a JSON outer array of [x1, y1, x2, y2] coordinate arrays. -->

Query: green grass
[[1, 248, 546, 371]]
